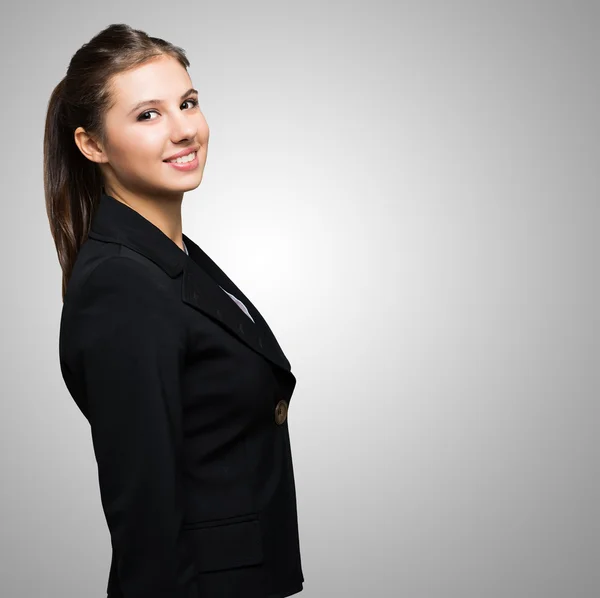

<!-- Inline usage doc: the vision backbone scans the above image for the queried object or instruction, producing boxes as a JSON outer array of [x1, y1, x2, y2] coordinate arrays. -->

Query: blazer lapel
[[181, 234, 291, 373]]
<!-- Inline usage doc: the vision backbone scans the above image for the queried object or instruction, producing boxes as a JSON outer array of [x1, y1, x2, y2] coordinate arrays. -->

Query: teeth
[[167, 151, 196, 164]]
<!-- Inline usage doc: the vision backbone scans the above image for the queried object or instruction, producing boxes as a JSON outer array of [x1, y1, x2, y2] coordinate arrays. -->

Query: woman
[[44, 23, 304, 598]]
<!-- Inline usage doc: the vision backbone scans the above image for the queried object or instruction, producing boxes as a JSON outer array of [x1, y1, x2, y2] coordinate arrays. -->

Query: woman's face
[[98, 54, 209, 198]]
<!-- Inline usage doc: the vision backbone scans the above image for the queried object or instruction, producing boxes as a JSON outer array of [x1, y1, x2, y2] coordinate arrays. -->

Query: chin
[[161, 172, 204, 194], [183, 178, 203, 192]]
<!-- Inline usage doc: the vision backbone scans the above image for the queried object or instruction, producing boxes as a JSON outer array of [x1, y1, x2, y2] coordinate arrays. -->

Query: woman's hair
[[44, 23, 190, 301]]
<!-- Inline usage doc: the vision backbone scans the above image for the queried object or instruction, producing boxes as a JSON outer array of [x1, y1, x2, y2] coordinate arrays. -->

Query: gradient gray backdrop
[[1, 2, 598, 597]]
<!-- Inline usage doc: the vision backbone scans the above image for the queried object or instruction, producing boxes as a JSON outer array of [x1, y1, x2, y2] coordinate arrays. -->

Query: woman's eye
[[137, 98, 198, 121], [182, 98, 198, 109], [138, 110, 158, 121]]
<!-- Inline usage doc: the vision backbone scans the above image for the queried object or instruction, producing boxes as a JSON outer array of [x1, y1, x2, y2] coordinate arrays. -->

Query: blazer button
[[274, 400, 288, 425], [258, 337, 263, 348], [238, 322, 245, 335]]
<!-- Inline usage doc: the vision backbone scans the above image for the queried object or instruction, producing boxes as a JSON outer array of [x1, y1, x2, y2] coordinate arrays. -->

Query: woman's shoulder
[[65, 239, 175, 306], [59, 241, 183, 355]]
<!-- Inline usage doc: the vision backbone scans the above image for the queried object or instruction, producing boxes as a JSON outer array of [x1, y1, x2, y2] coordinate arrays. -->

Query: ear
[[74, 127, 109, 164]]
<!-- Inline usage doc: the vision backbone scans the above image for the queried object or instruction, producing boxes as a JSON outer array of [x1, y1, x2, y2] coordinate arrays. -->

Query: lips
[[165, 151, 196, 164], [163, 146, 200, 161]]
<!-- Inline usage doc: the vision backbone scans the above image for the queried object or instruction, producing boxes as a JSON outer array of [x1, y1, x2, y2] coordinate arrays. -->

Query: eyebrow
[[128, 88, 199, 116]]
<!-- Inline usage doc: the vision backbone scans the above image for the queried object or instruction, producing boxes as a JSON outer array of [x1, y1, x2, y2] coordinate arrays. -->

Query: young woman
[[44, 23, 304, 598]]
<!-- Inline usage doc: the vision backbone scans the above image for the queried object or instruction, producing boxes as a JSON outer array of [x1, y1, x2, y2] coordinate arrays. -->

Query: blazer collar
[[87, 192, 292, 374], [88, 191, 187, 277]]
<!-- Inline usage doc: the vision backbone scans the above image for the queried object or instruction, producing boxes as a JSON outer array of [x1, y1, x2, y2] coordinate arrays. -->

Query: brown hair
[[43, 23, 190, 301]]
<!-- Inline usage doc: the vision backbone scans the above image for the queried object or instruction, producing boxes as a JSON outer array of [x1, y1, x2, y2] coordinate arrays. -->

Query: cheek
[[112, 126, 164, 168], [198, 115, 210, 142]]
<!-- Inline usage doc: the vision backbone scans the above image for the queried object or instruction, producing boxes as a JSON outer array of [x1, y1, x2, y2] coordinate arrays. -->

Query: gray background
[[1, 1, 598, 596]]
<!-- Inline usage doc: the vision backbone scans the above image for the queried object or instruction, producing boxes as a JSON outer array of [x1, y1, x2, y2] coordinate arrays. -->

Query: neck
[[104, 185, 185, 252]]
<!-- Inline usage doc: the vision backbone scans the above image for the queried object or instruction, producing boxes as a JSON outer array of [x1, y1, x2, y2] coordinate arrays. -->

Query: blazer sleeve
[[74, 256, 197, 598]]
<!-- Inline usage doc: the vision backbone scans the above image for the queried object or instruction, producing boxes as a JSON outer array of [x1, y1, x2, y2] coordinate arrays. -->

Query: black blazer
[[59, 193, 304, 598]]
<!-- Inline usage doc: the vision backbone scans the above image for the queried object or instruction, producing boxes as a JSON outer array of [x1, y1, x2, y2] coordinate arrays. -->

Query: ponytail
[[44, 77, 102, 300], [43, 23, 190, 301]]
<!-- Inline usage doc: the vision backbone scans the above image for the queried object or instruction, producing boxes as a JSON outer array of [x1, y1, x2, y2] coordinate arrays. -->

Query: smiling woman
[[44, 24, 210, 298], [43, 23, 304, 598], [72, 50, 210, 232]]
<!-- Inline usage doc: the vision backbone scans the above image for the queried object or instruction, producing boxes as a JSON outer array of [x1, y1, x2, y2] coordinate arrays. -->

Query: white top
[[182, 240, 255, 323]]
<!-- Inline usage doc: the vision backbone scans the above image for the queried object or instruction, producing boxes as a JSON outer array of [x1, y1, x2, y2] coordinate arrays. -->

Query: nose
[[170, 110, 197, 143]]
